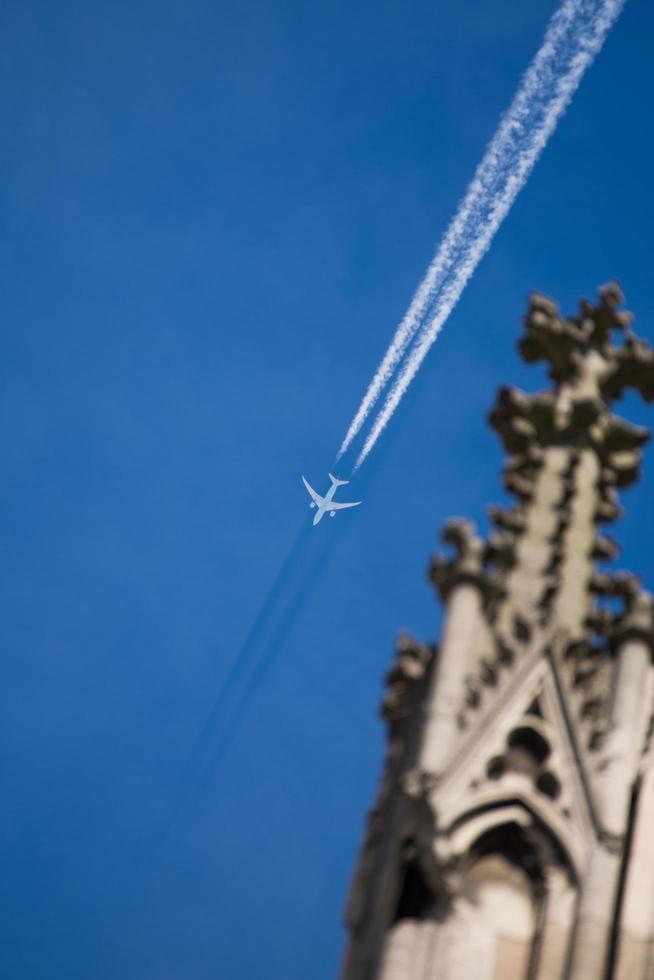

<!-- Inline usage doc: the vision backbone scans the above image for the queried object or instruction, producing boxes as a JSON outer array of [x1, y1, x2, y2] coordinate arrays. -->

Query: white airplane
[[302, 473, 362, 526]]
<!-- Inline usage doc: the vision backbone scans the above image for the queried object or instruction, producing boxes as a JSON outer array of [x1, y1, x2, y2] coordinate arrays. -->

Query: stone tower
[[342, 284, 654, 980]]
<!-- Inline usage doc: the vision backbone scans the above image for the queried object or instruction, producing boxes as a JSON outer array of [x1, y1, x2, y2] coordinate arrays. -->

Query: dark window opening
[[393, 857, 434, 922]]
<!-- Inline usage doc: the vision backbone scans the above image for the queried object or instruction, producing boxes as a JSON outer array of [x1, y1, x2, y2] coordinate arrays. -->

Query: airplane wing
[[302, 476, 325, 507], [328, 499, 362, 511]]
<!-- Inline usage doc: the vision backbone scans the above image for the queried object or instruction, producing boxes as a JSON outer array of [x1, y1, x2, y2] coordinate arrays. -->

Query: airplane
[[302, 473, 362, 525]]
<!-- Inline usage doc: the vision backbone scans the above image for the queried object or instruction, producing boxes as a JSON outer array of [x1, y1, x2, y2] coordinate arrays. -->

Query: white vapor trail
[[336, 0, 626, 468]]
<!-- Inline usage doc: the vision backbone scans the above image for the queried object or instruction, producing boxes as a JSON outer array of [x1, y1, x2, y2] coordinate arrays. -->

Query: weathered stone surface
[[341, 286, 654, 980]]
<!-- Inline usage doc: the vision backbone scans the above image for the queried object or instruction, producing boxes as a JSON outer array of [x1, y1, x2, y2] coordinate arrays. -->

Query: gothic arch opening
[[458, 852, 536, 978], [379, 815, 577, 980], [393, 854, 435, 924], [441, 822, 543, 980], [378, 843, 440, 980]]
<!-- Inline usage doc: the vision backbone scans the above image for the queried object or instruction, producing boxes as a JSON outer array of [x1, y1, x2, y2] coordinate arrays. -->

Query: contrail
[[337, 0, 625, 467]]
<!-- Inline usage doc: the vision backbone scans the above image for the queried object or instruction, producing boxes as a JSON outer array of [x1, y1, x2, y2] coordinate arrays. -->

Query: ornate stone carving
[[429, 519, 490, 602], [382, 634, 434, 729], [342, 286, 654, 980]]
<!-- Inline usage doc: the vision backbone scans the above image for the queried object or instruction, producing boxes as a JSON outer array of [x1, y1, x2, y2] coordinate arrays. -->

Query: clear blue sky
[[1, 1, 653, 977]]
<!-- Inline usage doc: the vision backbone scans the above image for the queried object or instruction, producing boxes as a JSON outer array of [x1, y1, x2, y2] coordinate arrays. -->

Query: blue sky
[[1, 1, 654, 977]]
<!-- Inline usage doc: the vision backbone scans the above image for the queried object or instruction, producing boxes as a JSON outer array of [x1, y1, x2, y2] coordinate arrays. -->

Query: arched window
[[458, 853, 536, 978], [379, 819, 576, 979]]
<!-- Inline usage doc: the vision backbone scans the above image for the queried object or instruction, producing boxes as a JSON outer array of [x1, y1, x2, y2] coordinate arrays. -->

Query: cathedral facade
[[342, 284, 654, 979]]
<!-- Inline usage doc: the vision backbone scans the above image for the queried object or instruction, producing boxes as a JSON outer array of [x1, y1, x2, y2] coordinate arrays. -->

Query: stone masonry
[[342, 284, 654, 980]]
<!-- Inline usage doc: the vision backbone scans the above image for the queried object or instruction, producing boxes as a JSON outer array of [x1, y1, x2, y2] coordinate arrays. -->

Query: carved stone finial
[[612, 588, 654, 652], [520, 282, 635, 383], [603, 331, 654, 403], [586, 573, 654, 655], [381, 633, 434, 726], [520, 283, 654, 412], [429, 519, 488, 601]]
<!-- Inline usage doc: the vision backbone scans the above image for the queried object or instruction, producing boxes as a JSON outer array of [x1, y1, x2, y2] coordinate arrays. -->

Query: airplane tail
[[329, 472, 349, 487]]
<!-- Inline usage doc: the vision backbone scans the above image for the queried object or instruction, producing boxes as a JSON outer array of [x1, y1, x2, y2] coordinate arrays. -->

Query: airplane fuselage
[[313, 483, 337, 525]]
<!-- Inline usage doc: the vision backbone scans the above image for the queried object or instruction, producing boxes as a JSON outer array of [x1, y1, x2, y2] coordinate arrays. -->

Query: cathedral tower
[[342, 284, 654, 979]]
